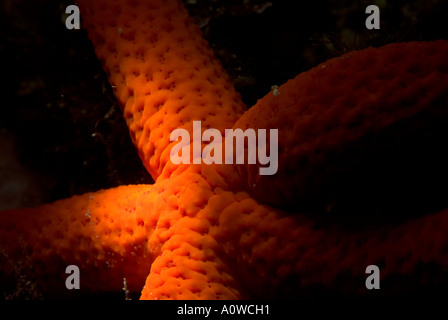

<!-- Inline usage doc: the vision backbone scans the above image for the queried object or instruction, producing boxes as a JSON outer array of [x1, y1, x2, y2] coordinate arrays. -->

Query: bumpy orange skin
[[1, 0, 448, 300], [0, 185, 155, 297], [78, 0, 246, 180], [233, 40, 448, 211]]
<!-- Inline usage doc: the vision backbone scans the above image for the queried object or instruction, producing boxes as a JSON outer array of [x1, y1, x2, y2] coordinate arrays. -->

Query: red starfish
[[1, 0, 448, 300]]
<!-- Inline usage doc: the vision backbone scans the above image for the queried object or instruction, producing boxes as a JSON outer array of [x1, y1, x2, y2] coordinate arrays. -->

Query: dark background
[[0, 0, 447, 210]]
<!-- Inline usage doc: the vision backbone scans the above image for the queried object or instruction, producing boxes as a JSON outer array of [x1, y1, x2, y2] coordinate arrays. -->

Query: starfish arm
[[141, 233, 243, 300], [77, 0, 247, 180], [214, 194, 448, 298], [232, 40, 448, 211], [135, 164, 246, 300], [0, 184, 158, 298]]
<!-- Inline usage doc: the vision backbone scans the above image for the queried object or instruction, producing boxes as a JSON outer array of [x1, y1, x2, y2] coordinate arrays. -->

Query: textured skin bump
[[233, 40, 448, 212], [0, 184, 155, 297], [77, 0, 247, 180]]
